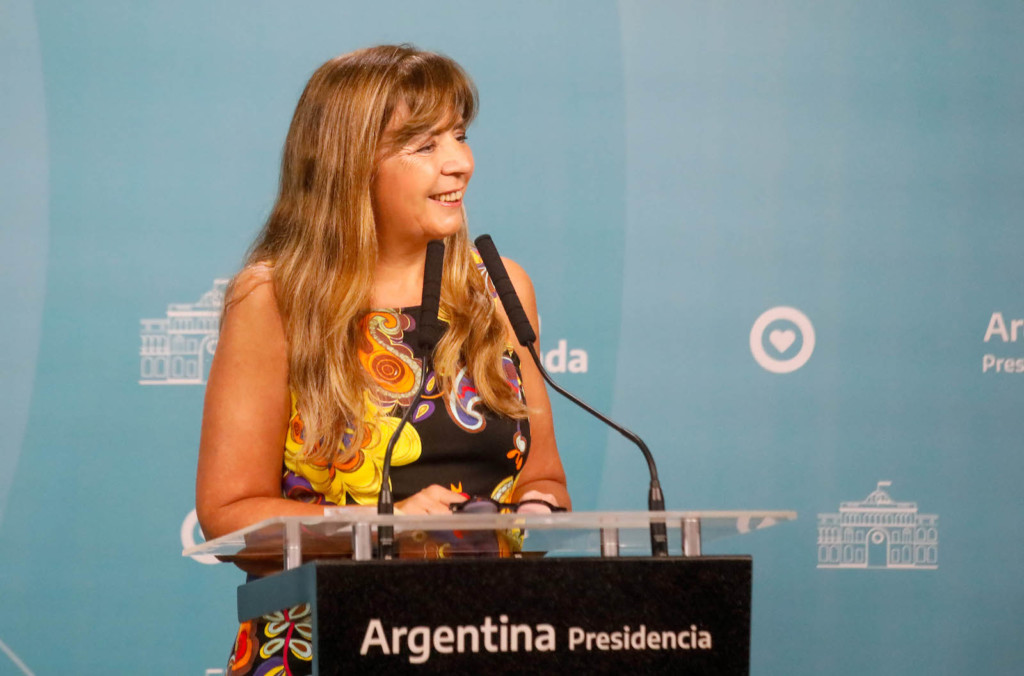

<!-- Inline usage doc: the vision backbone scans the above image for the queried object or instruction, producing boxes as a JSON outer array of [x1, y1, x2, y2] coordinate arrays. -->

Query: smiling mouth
[[429, 189, 464, 204]]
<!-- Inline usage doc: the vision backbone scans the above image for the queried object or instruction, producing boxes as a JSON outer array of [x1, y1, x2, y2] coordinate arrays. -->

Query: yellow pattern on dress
[[283, 393, 422, 506]]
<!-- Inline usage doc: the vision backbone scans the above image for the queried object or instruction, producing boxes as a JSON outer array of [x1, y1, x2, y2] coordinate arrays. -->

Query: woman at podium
[[195, 44, 570, 675]]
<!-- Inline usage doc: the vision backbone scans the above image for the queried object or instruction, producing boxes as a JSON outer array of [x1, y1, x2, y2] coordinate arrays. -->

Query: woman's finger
[[519, 490, 558, 506], [396, 485, 467, 514]]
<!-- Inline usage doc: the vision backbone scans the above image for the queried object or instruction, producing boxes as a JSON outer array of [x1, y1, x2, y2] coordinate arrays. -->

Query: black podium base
[[239, 556, 751, 675]]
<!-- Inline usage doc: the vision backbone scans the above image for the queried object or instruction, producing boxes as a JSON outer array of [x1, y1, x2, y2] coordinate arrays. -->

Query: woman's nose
[[440, 136, 474, 176]]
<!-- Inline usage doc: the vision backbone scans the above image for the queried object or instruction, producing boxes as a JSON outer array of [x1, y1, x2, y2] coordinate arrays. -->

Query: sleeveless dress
[[225, 304, 531, 676], [280, 306, 529, 508]]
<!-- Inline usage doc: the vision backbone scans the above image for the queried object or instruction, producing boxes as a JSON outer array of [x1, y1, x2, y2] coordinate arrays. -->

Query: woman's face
[[372, 116, 474, 248]]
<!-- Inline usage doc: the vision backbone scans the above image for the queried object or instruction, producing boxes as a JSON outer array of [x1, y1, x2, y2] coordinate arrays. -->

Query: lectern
[[185, 510, 795, 675]]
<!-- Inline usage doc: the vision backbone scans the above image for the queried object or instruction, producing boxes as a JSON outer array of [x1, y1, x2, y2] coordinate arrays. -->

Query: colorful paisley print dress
[[226, 300, 530, 675]]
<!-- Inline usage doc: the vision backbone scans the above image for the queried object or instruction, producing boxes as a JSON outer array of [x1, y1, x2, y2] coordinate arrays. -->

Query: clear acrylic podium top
[[183, 509, 797, 572]]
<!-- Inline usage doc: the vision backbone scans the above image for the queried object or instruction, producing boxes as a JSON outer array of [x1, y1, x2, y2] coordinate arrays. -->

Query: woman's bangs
[[398, 59, 477, 139]]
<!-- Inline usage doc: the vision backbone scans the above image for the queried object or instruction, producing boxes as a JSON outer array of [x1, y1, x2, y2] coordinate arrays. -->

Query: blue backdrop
[[1, 1, 1021, 673]]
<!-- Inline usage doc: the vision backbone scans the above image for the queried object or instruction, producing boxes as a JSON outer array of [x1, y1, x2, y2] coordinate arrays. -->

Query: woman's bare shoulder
[[226, 262, 277, 312], [229, 262, 274, 303], [219, 263, 286, 359]]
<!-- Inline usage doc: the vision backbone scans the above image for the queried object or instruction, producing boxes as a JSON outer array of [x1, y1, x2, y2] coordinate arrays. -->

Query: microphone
[[474, 234, 670, 557], [377, 240, 446, 560], [417, 240, 446, 356]]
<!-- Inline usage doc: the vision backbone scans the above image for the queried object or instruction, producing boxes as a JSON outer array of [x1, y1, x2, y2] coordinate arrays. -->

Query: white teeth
[[432, 190, 463, 202]]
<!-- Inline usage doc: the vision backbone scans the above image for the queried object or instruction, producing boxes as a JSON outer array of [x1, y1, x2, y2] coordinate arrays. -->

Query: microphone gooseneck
[[377, 240, 446, 560], [474, 234, 670, 557], [375, 356, 432, 560]]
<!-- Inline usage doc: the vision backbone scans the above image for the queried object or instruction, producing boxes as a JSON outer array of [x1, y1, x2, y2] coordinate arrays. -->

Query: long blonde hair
[[237, 44, 526, 461]]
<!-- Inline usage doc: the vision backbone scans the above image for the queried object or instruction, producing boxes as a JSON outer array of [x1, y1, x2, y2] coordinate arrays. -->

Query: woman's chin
[[422, 220, 465, 241]]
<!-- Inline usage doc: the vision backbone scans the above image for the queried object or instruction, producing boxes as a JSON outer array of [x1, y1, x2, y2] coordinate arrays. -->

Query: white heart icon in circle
[[768, 329, 796, 353], [750, 307, 816, 373]]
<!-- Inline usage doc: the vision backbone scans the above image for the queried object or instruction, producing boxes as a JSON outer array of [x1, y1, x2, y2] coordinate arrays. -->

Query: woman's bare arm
[[195, 269, 325, 540], [501, 258, 571, 509]]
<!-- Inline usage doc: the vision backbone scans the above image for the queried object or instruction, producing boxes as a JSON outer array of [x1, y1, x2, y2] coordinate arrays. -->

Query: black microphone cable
[[474, 234, 670, 557]]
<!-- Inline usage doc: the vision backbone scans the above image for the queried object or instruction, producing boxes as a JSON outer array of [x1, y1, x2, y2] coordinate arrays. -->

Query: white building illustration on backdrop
[[817, 481, 938, 570], [139, 279, 227, 385]]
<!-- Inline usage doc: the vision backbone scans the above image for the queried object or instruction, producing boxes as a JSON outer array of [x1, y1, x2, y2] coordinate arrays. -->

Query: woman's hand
[[395, 485, 468, 515], [516, 489, 560, 514]]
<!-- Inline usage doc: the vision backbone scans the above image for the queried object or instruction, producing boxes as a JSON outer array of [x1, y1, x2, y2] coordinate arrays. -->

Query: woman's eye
[[414, 141, 435, 153]]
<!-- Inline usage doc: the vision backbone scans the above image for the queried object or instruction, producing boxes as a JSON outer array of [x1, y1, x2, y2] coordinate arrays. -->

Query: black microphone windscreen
[[418, 240, 446, 354], [473, 235, 537, 346]]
